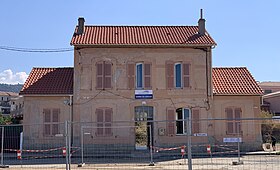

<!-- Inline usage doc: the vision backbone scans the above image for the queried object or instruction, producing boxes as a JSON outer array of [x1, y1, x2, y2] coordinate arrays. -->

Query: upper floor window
[[127, 62, 151, 89], [43, 108, 60, 136], [175, 63, 182, 88], [96, 107, 113, 136], [166, 61, 190, 89], [96, 61, 112, 90], [136, 63, 144, 88], [225, 107, 242, 134]]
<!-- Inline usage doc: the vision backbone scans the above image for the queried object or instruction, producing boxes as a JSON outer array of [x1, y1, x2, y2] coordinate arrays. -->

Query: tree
[[0, 114, 12, 125]]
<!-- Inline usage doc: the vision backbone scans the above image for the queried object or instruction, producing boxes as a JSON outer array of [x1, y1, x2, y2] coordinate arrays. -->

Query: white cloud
[[0, 69, 28, 84]]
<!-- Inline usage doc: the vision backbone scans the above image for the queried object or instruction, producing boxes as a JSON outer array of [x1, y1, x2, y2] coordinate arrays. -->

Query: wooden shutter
[[226, 108, 233, 134], [104, 108, 113, 136], [43, 109, 51, 123], [166, 108, 175, 136], [144, 63, 152, 88], [166, 61, 174, 89], [52, 109, 60, 135], [104, 62, 112, 89], [96, 108, 104, 136], [43, 109, 51, 136], [192, 109, 200, 134], [127, 63, 135, 89], [234, 108, 242, 134], [96, 62, 103, 89], [183, 63, 190, 88]]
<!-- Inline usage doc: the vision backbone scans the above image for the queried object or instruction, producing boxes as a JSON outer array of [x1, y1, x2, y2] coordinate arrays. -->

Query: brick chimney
[[198, 9, 206, 35], [77, 17, 85, 35]]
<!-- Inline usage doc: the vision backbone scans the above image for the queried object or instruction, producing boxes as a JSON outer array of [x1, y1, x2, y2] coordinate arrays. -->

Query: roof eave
[[19, 94, 73, 97], [213, 93, 263, 96], [70, 43, 216, 48]]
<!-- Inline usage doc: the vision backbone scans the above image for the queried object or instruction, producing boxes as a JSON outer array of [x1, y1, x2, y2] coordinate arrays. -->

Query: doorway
[[134, 106, 153, 150]]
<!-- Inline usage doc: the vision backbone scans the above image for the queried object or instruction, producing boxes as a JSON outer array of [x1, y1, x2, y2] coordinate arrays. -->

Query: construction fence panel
[[0, 123, 67, 169], [69, 118, 280, 170], [0, 118, 279, 169]]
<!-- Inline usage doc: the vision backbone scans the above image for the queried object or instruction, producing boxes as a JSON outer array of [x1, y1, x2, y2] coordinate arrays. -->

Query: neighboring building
[[19, 68, 73, 146], [258, 82, 280, 114], [259, 82, 280, 94], [263, 91, 280, 115], [10, 95, 24, 120], [212, 67, 263, 146], [0, 91, 18, 115]]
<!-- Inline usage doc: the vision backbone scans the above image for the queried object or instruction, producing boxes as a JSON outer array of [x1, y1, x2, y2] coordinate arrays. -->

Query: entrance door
[[135, 106, 153, 150]]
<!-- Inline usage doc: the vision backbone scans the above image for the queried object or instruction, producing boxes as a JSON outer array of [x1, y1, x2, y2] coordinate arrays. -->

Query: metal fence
[[0, 118, 280, 169]]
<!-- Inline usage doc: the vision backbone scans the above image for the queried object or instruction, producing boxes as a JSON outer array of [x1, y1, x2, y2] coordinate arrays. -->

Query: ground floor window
[[166, 107, 200, 136], [176, 108, 190, 134], [96, 107, 113, 136], [43, 108, 60, 136], [226, 107, 242, 134]]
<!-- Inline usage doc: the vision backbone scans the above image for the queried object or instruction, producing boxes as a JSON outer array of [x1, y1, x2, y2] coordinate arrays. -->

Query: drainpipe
[[69, 95, 73, 145]]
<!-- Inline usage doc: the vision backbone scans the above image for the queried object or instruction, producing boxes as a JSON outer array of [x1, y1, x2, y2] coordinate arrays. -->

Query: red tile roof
[[20, 68, 73, 95], [212, 67, 263, 95], [70, 26, 216, 46]]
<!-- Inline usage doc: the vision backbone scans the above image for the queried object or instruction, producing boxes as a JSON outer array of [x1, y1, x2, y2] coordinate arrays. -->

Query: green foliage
[[135, 122, 148, 146], [0, 115, 12, 125]]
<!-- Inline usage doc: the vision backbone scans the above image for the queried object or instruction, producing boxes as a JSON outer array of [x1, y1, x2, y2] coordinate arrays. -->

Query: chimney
[[77, 17, 85, 35], [198, 9, 206, 35]]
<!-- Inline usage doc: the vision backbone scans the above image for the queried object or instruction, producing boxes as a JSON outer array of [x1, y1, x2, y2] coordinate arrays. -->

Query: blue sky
[[0, 0, 279, 84]]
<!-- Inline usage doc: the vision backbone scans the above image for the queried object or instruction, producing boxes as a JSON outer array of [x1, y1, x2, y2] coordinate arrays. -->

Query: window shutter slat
[[43, 109, 51, 123], [235, 108, 241, 119], [226, 108, 234, 134], [105, 108, 112, 136], [127, 63, 135, 89], [44, 125, 51, 136], [192, 109, 200, 134], [226, 108, 233, 119], [144, 63, 152, 88], [104, 62, 112, 89], [166, 108, 175, 136], [166, 61, 174, 89], [52, 124, 59, 135], [96, 62, 103, 89], [235, 108, 242, 134], [52, 109, 60, 122], [96, 108, 104, 136], [227, 122, 234, 134], [183, 63, 190, 88]]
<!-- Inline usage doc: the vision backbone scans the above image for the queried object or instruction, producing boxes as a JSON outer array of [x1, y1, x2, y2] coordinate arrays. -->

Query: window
[[127, 62, 151, 89], [226, 107, 242, 134], [96, 108, 113, 136], [166, 108, 199, 136], [176, 108, 190, 134], [96, 61, 112, 89], [136, 63, 143, 88], [43, 108, 60, 136], [166, 61, 190, 89], [175, 63, 182, 88]]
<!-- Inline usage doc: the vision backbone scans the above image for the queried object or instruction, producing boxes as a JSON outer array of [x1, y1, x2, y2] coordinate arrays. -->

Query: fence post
[[0, 127, 8, 168], [78, 126, 85, 167], [187, 119, 192, 170], [149, 125, 154, 166], [65, 121, 70, 170]]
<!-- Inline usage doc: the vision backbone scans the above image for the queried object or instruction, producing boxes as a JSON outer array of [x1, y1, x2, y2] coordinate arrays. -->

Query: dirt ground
[[5, 154, 280, 170]]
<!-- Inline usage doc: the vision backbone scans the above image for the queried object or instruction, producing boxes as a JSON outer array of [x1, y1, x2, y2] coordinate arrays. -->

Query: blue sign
[[223, 138, 242, 143], [135, 90, 153, 99]]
